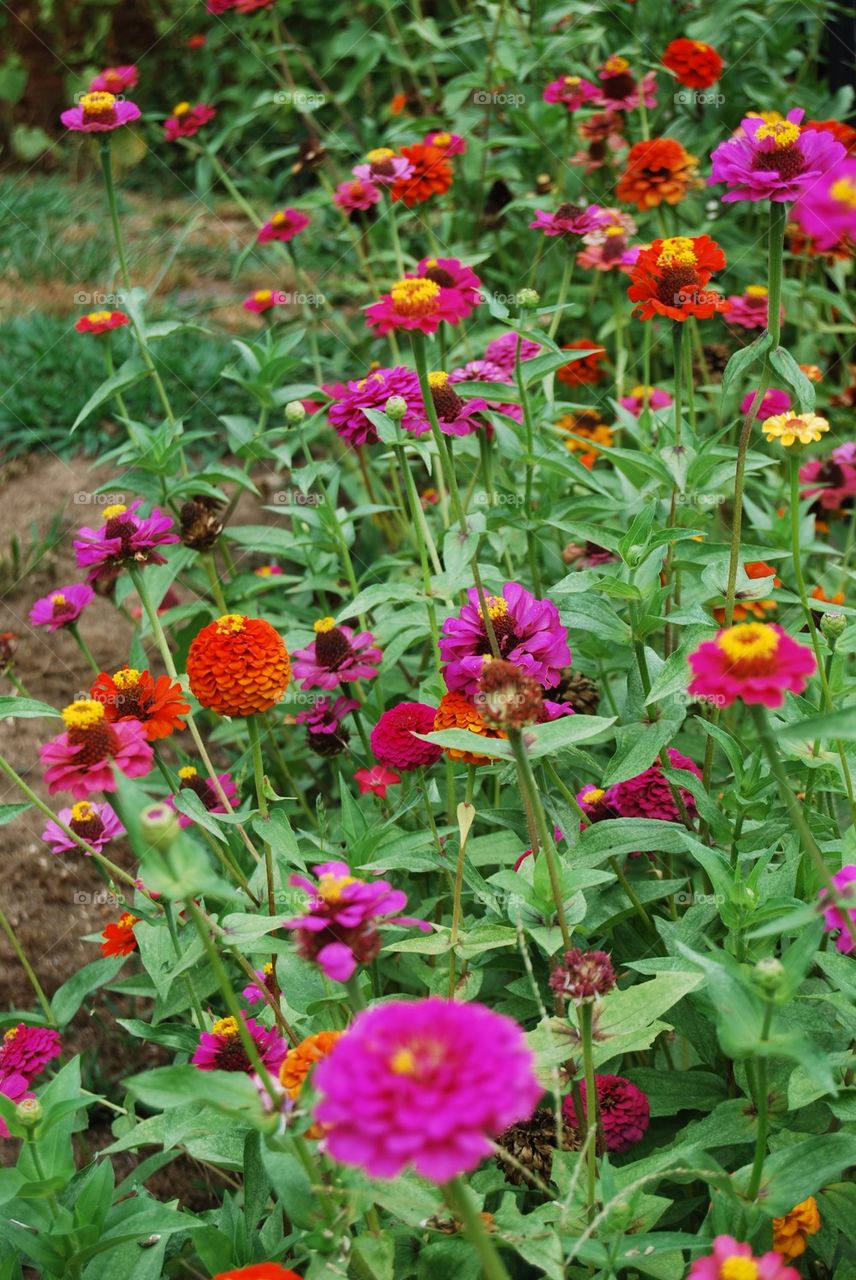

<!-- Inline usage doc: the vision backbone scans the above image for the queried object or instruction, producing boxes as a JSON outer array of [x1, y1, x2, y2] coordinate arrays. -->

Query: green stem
[[68, 622, 99, 675], [246, 715, 276, 922], [441, 1176, 511, 1280], [508, 730, 571, 948], [548, 254, 573, 341], [0, 904, 56, 1025], [579, 1001, 599, 1220], [746, 1000, 774, 1200]]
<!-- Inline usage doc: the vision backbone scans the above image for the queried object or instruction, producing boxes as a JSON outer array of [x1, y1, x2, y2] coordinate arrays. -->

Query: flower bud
[[285, 400, 306, 425], [385, 395, 408, 422], [754, 956, 785, 995], [516, 287, 540, 309], [140, 802, 181, 850], [15, 1097, 42, 1127], [550, 948, 616, 1003], [821, 611, 846, 645]]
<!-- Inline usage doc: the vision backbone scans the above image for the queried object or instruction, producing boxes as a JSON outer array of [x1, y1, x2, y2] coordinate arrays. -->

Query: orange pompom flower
[[616, 137, 698, 209], [90, 667, 189, 741], [187, 614, 290, 717], [433, 691, 505, 765], [100, 912, 138, 957], [661, 38, 723, 89], [280, 1030, 343, 1138], [391, 143, 453, 206], [772, 1196, 820, 1261], [627, 235, 726, 322]]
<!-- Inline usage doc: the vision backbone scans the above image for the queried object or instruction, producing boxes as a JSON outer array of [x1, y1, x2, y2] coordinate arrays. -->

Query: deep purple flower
[[439, 582, 571, 696]]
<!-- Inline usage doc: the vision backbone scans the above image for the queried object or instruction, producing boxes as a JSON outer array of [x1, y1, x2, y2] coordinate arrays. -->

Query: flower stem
[[745, 999, 774, 1200], [246, 714, 276, 923], [441, 1176, 511, 1280], [579, 1001, 599, 1220], [0, 904, 56, 1026], [508, 730, 571, 948], [515, 327, 542, 596], [68, 623, 99, 675]]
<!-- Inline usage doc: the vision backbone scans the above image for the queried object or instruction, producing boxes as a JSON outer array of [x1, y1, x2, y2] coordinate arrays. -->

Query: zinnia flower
[[333, 179, 382, 213], [433, 690, 504, 765], [617, 137, 698, 209], [192, 1016, 287, 1074], [100, 912, 138, 957], [257, 208, 310, 243], [312, 998, 542, 1179], [761, 411, 830, 447], [688, 623, 815, 708], [296, 695, 358, 757], [61, 91, 141, 132], [557, 340, 608, 385], [595, 55, 657, 110], [423, 130, 466, 156], [791, 159, 856, 250], [327, 365, 423, 446], [283, 860, 429, 981], [89, 65, 138, 93], [292, 618, 381, 690], [73, 500, 178, 584], [628, 235, 726, 322], [577, 208, 637, 271], [484, 332, 541, 374], [572, 110, 627, 171], [0, 1026, 61, 1082], [605, 748, 700, 823], [723, 285, 783, 331], [74, 310, 129, 335], [550, 949, 616, 1003], [772, 1197, 821, 1261], [543, 75, 600, 110], [440, 582, 571, 696], [529, 203, 605, 237], [800, 451, 856, 510], [41, 799, 124, 854], [171, 766, 239, 827], [740, 387, 791, 420], [820, 865, 856, 953], [370, 702, 442, 771], [212, 1267, 301, 1280], [562, 1074, 649, 1152], [661, 38, 723, 88], [420, 371, 488, 437], [164, 101, 215, 141], [29, 583, 94, 631], [390, 143, 452, 206], [243, 288, 287, 314], [556, 410, 613, 467], [352, 147, 414, 186], [279, 1030, 342, 1137], [187, 614, 290, 716], [365, 257, 480, 336], [90, 666, 189, 741], [40, 699, 153, 798], [354, 765, 400, 797], [620, 386, 673, 416], [710, 108, 846, 203], [688, 1235, 800, 1280]]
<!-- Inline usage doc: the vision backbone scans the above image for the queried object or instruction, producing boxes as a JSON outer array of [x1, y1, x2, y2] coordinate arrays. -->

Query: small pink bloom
[[192, 1016, 287, 1073], [41, 800, 124, 854], [595, 56, 657, 111], [243, 288, 288, 313], [74, 310, 129, 335], [29, 583, 94, 632], [354, 765, 401, 798], [89, 65, 138, 93], [529, 203, 606, 237], [352, 149, 414, 186], [543, 75, 599, 111], [164, 102, 216, 141], [61, 92, 141, 133], [423, 130, 467, 155], [619, 386, 673, 416], [257, 208, 310, 243], [739, 387, 791, 420], [723, 286, 784, 331], [333, 179, 382, 213], [688, 1235, 800, 1280], [820, 865, 856, 953]]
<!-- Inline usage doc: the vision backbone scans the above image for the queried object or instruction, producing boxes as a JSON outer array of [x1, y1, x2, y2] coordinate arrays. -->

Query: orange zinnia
[[280, 1031, 342, 1138], [90, 667, 189, 741], [556, 339, 608, 386], [627, 235, 725, 322], [772, 1196, 820, 1261], [100, 912, 138, 957], [557, 411, 613, 468], [186, 614, 290, 717], [433, 690, 505, 765], [616, 137, 698, 209], [391, 143, 453, 207]]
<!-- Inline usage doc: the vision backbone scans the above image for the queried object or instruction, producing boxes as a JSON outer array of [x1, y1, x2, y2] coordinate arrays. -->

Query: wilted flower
[[550, 949, 616, 1002], [476, 659, 544, 730]]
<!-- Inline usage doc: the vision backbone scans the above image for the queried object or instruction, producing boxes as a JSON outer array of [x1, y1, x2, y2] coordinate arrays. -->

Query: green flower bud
[[285, 400, 306, 425], [15, 1097, 42, 1127], [821, 612, 846, 645], [140, 802, 181, 851], [754, 956, 785, 995], [385, 395, 408, 422], [517, 287, 540, 309]]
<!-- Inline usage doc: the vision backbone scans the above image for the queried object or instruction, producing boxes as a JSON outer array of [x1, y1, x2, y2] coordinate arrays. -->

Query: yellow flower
[[772, 1196, 820, 1261], [761, 411, 829, 447]]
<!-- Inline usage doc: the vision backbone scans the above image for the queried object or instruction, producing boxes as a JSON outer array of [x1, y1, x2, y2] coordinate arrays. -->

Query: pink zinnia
[[192, 1016, 287, 1074], [61, 91, 141, 133], [595, 56, 657, 111], [89, 65, 138, 93], [483, 331, 541, 374], [41, 799, 124, 854], [723, 285, 783, 331], [292, 618, 381, 690], [283, 860, 429, 982], [792, 158, 856, 249], [416, 372, 489, 438], [619, 386, 673, 416], [0, 1026, 61, 1083], [423, 130, 466, 155], [327, 366, 423, 447], [740, 387, 791, 420], [563, 1074, 649, 1153], [439, 582, 571, 696], [354, 765, 401, 798], [371, 702, 441, 771], [313, 998, 542, 1180], [243, 288, 287, 314], [606, 748, 701, 823], [257, 208, 310, 243], [820, 866, 856, 954], [365, 258, 481, 336], [449, 359, 521, 422], [241, 963, 276, 1004], [40, 699, 153, 798], [529, 203, 605, 237], [709, 108, 846, 203], [688, 623, 815, 709], [353, 148, 414, 186], [800, 453, 856, 510], [0, 1072, 33, 1137], [577, 207, 637, 271], [29, 583, 94, 632], [543, 75, 600, 111], [688, 1235, 800, 1280], [164, 102, 216, 141], [73, 499, 178, 584], [169, 766, 240, 828], [296, 695, 359, 755], [333, 179, 382, 213]]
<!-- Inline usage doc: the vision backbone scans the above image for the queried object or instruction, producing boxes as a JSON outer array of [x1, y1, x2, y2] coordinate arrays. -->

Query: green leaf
[[720, 332, 773, 399], [51, 956, 125, 1026], [71, 356, 149, 431], [0, 802, 32, 824], [769, 345, 816, 412], [742, 1134, 856, 1216], [126, 1065, 262, 1119], [0, 696, 60, 721]]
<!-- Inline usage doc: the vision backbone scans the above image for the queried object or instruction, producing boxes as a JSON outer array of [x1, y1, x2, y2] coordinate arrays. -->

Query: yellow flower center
[[317, 872, 358, 903], [756, 120, 801, 146], [630, 385, 654, 398], [432, 132, 451, 146], [51, 593, 67, 606], [604, 55, 630, 73], [172, 101, 191, 116], [211, 1016, 239, 1038], [367, 147, 395, 163], [111, 667, 141, 690], [563, 75, 581, 86], [81, 91, 116, 117], [62, 699, 106, 730], [716, 623, 779, 665], [254, 289, 273, 304], [605, 225, 624, 236], [830, 177, 856, 208], [102, 503, 127, 521], [720, 1260, 759, 1280], [314, 616, 336, 633], [389, 276, 441, 318], [745, 285, 768, 298], [4, 1027, 20, 1041], [657, 236, 697, 267], [271, 210, 288, 226], [71, 801, 95, 821], [262, 962, 274, 976], [178, 765, 198, 780], [215, 613, 246, 635], [581, 787, 605, 805], [390, 1048, 417, 1075], [485, 595, 508, 619], [118, 912, 136, 930], [86, 311, 112, 325], [428, 371, 449, 389]]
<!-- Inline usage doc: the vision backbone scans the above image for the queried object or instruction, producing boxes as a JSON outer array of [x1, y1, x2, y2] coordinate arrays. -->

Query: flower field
[[2, 1, 856, 1278]]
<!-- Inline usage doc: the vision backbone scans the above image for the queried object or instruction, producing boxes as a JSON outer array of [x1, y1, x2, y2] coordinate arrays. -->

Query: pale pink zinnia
[[688, 623, 815, 708], [688, 1235, 800, 1280], [333, 179, 382, 213], [313, 998, 542, 1180]]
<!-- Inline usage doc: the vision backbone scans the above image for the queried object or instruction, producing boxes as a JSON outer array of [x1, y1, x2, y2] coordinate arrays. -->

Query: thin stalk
[[441, 1177, 511, 1280], [68, 623, 99, 675], [246, 714, 276, 923], [579, 1001, 599, 1220], [745, 1000, 774, 1200], [0, 905, 55, 1025], [508, 730, 571, 948]]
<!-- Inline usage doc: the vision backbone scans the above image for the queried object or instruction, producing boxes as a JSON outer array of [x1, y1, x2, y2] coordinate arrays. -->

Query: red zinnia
[[616, 137, 698, 209], [390, 143, 453, 207], [627, 235, 726, 322], [75, 310, 129, 335], [557, 340, 608, 386], [90, 667, 189, 741], [803, 118, 856, 156], [661, 38, 723, 89], [212, 1266, 302, 1280], [100, 913, 138, 957]]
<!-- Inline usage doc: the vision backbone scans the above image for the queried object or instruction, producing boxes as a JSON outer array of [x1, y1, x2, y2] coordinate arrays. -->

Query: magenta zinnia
[[370, 702, 442, 770], [39, 699, 153, 798], [709, 108, 846, 203], [73, 500, 178, 584], [192, 1016, 287, 1074], [439, 582, 571, 696], [0, 1025, 61, 1082], [688, 1235, 800, 1280], [29, 583, 94, 632], [563, 1074, 649, 1152], [312, 998, 542, 1179], [688, 623, 816, 708], [292, 617, 382, 689]]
